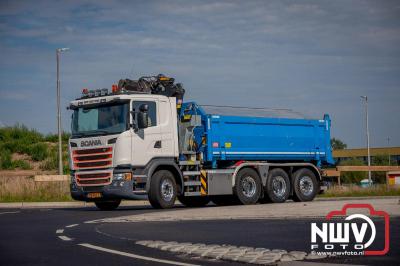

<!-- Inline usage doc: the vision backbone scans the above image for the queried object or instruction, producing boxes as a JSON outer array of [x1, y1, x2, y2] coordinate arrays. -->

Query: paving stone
[[253, 254, 281, 264], [161, 244, 182, 251], [288, 251, 307, 260], [280, 254, 298, 262], [254, 248, 270, 252], [221, 252, 245, 261], [236, 255, 259, 263], [271, 249, 287, 255], [305, 253, 327, 260], [169, 245, 188, 252], [191, 247, 213, 256], [135, 240, 153, 245]]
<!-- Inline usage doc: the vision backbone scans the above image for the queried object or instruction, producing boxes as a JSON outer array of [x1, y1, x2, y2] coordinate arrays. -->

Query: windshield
[[71, 102, 129, 137]]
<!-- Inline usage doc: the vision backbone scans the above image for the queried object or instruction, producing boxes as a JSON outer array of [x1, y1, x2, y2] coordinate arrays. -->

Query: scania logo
[[81, 139, 102, 147]]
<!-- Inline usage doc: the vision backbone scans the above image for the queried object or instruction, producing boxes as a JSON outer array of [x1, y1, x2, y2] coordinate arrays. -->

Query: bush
[[339, 158, 367, 184], [27, 143, 48, 161], [0, 150, 13, 169], [12, 160, 32, 170]]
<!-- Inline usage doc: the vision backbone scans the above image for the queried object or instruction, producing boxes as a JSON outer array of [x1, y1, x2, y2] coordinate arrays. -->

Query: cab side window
[[132, 101, 157, 127]]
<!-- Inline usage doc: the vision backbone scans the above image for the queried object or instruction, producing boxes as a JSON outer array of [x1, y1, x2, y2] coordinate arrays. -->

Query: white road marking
[[0, 211, 20, 215], [58, 235, 73, 241], [56, 229, 64, 234], [78, 243, 199, 266], [66, 224, 79, 228]]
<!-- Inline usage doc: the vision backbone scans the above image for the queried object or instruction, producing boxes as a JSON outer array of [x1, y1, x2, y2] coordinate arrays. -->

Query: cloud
[[0, 0, 399, 146]]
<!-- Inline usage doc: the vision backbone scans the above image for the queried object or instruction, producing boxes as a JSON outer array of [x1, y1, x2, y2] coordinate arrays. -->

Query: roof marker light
[[112, 84, 118, 93], [82, 88, 89, 96]]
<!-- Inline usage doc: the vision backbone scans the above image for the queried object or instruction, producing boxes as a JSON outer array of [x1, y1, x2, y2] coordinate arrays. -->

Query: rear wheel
[[292, 168, 319, 202], [234, 168, 262, 205], [148, 170, 177, 209], [94, 199, 121, 211], [265, 168, 290, 203], [178, 196, 210, 207]]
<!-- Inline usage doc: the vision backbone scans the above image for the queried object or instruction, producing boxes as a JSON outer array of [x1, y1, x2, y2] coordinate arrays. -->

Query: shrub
[[13, 160, 32, 170], [339, 158, 367, 184], [0, 150, 13, 169], [27, 143, 48, 161]]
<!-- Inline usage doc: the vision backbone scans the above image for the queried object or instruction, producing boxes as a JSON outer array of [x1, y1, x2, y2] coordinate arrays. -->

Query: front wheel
[[292, 168, 319, 202], [95, 199, 121, 211], [148, 170, 177, 209]]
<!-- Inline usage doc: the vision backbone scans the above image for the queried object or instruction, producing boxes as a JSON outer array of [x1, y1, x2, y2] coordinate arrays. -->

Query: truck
[[68, 74, 333, 210]]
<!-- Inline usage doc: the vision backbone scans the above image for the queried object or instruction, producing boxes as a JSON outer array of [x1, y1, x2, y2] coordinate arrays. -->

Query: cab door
[[131, 99, 162, 166]]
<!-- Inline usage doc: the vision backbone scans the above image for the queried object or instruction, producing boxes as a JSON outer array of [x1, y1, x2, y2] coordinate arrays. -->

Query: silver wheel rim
[[299, 176, 314, 197], [272, 176, 287, 198], [242, 176, 257, 198], [161, 178, 174, 202]]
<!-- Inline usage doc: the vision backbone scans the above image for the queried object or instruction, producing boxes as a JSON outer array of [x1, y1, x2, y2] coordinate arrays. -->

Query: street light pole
[[387, 137, 391, 166], [56, 48, 69, 175], [361, 96, 371, 185]]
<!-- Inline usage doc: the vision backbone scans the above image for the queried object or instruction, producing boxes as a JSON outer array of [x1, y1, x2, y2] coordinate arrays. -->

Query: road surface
[[0, 198, 398, 265]]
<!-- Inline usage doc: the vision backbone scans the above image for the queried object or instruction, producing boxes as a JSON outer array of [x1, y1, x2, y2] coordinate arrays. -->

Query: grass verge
[[0, 176, 73, 202], [319, 184, 400, 198]]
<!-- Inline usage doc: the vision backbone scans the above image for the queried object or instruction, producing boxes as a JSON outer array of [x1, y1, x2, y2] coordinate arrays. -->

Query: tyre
[[292, 168, 319, 202], [234, 168, 262, 205], [94, 199, 121, 211], [148, 170, 177, 209], [265, 168, 290, 203], [178, 196, 210, 207], [211, 195, 240, 206]]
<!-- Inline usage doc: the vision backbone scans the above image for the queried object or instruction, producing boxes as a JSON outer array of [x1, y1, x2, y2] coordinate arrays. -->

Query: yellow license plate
[[87, 192, 102, 199]]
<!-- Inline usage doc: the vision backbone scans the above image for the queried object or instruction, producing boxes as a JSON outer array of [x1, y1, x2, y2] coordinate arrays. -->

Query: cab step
[[184, 191, 202, 196], [184, 181, 201, 186], [179, 161, 200, 166], [182, 171, 201, 176]]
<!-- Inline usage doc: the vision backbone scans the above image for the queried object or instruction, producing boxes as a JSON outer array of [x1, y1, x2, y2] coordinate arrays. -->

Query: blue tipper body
[[180, 102, 334, 168]]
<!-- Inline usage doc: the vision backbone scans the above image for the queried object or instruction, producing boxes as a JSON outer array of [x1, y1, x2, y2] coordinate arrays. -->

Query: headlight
[[113, 173, 132, 181]]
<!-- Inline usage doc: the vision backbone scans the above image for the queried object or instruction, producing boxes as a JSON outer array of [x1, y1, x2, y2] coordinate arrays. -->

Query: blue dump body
[[180, 102, 334, 167]]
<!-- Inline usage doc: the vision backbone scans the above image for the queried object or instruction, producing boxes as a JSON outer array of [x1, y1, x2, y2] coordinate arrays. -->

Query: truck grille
[[73, 147, 113, 170], [76, 172, 112, 186]]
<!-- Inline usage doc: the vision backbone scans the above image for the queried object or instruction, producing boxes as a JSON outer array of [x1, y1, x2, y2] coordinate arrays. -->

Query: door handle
[[154, 140, 162, 149]]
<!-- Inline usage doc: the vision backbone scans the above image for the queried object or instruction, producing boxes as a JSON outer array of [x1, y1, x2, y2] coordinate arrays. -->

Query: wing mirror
[[137, 104, 149, 129]]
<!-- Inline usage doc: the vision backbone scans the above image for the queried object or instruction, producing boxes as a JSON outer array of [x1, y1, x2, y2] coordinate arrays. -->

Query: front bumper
[[70, 180, 147, 201]]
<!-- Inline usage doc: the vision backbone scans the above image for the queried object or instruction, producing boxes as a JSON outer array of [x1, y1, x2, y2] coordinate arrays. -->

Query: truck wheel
[[148, 170, 177, 209], [234, 168, 262, 205], [178, 196, 210, 207], [94, 200, 121, 211], [292, 168, 319, 202], [211, 195, 240, 206], [265, 168, 290, 203]]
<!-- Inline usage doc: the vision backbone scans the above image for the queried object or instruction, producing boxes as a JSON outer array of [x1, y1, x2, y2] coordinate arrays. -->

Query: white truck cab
[[69, 93, 182, 209]]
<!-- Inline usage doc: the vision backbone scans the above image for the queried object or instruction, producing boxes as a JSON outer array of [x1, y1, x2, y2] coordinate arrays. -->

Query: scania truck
[[69, 75, 333, 210]]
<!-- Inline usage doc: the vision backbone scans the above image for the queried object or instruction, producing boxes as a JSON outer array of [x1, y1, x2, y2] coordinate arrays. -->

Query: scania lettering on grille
[[81, 139, 102, 147]]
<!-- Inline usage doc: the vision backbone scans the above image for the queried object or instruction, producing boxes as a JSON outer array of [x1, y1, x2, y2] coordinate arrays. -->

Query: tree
[[331, 138, 347, 150], [339, 158, 367, 184], [372, 154, 398, 184]]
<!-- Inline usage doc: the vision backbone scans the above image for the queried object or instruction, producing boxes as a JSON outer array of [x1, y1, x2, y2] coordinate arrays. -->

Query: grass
[[0, 176, 72, 202], [319, 184, 400, 198], [0, 125, 70, 171]]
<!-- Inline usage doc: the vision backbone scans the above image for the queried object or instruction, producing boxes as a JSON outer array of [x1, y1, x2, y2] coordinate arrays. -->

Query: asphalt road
[[0, 205, 398, 266]]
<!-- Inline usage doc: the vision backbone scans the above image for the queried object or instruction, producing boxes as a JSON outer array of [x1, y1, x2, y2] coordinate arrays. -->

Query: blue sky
[[0, 0, 399, 148]]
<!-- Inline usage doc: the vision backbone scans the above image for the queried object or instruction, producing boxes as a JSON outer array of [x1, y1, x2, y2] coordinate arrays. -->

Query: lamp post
[[360, 96, 371, 185], [56, 48, 69, 175], [387, 137, 390, 166]]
